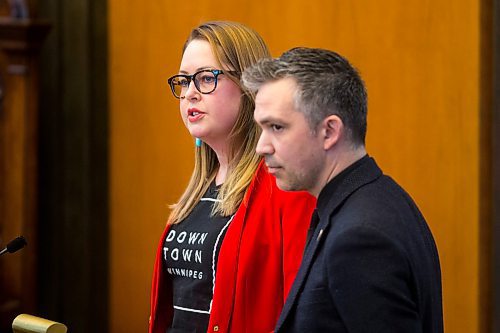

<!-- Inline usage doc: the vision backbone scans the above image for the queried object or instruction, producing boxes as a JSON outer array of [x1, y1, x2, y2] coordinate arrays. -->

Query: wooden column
[[0, 17, 50, 330]]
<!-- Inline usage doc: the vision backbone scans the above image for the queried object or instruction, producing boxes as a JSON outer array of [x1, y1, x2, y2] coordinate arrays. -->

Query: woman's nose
[[183, 80, 199, 100]]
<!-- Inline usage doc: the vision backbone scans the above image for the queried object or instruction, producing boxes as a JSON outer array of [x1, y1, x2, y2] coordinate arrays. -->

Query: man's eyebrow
[[255, 115, 284, 125]]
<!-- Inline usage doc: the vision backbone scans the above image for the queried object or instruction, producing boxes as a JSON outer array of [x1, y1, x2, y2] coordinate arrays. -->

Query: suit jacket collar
[[275, 155, 383, 331], [316, 155, 380, 220]]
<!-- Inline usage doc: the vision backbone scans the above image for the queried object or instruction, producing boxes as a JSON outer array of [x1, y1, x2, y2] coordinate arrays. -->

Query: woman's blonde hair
[[168, 21, 271, 224]]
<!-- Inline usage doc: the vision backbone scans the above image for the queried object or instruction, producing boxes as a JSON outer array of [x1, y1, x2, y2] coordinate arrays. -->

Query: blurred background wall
[[0, 0, 498, 332], [109, 0, 497, 332]]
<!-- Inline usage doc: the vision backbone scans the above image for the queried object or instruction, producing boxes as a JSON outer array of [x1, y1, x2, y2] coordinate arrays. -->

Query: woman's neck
[[211, 143, 230, 186], [215, 162, 228, 186]]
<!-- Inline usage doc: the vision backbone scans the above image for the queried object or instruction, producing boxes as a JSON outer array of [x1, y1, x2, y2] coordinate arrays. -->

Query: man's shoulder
[[321, 174, 428, 248]]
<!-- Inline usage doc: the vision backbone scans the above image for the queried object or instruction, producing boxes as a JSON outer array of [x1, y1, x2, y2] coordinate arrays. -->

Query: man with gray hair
[[242, 47, 443, 332]]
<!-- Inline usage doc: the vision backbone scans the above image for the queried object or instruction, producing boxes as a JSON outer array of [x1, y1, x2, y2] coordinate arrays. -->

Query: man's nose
[[256, 131, 274, 156]]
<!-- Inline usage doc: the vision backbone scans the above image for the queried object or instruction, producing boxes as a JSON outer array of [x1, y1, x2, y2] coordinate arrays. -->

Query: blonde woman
[[149, 21, 315, 333]]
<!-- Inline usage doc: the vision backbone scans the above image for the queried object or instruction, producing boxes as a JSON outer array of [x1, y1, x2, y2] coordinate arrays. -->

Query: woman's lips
[[187, 108, 205, 122]]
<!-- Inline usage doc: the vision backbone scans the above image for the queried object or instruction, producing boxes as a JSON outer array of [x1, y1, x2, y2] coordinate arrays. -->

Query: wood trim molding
[[492, 0, 500, 330], [0, 17, 50, 51]]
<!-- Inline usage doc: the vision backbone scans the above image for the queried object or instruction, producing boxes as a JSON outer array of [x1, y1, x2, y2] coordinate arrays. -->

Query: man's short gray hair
[[241, 47, 367, 146]]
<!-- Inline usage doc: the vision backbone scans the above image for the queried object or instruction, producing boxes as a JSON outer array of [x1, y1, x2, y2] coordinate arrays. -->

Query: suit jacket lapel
[[275, 215, 331, 330], [275, 157, 382, 331]]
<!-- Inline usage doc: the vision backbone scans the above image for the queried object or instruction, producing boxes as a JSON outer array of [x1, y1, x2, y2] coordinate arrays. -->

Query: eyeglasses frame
[[167, 69, 238, 99]]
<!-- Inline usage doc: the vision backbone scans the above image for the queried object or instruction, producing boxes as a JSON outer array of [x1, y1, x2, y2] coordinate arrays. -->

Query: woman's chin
[[188, 129, 206, 139], [187, 123, 208, 136]]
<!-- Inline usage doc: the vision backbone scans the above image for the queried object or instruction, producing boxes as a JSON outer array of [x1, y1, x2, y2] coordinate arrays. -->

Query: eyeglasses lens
[[170, 71, 218, 98]]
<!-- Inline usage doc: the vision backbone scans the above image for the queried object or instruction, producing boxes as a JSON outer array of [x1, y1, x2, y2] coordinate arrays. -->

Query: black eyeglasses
[[167, 69, 237, 99]]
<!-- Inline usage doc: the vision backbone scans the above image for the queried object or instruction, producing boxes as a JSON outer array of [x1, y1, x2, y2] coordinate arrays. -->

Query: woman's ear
[[322, 115, 343, 150]]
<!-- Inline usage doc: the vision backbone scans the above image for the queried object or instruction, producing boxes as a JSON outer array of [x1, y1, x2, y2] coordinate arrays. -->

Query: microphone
[[0, 236, 27, 256]]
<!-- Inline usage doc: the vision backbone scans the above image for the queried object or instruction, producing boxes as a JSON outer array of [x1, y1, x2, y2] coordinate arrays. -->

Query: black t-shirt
[[164, 183, 233, 333]]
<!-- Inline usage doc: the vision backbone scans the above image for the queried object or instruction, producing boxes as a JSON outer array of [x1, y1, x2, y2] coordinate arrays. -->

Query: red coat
[[149, 162, 316, 333]]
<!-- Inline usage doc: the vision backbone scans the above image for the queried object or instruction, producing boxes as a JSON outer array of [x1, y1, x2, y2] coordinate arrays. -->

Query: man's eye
[[271, 124, 283, 132]]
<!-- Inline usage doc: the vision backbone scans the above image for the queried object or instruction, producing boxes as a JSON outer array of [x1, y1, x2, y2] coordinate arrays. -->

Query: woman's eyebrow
[[178, 66, 215, 75]]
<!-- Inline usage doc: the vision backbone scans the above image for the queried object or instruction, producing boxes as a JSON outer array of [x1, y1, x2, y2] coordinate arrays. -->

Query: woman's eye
[[200, 75, 215, 84], [178, 78, 189, 87]]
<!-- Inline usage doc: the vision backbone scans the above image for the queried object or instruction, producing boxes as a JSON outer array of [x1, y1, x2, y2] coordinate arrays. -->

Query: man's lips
[[265, 164, 281, 174]]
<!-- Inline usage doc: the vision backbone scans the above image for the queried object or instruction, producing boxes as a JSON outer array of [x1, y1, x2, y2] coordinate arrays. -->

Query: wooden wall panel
[[36, 0, 109, 331], [0, 18, 51, 330], [110, 1, 483, 332]]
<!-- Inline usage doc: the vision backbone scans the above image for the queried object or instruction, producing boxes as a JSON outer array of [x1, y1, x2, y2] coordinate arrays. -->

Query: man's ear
[[322, 115, 343, 150]]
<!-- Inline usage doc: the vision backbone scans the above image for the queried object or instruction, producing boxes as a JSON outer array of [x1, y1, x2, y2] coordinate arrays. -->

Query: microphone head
[[6, 236, 27, 253]]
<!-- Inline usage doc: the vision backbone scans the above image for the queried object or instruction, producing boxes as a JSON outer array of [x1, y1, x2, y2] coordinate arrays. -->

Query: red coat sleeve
[[149, 225, 173, 333], [277, 189, 316, 301], [207, 163, 316, 332]]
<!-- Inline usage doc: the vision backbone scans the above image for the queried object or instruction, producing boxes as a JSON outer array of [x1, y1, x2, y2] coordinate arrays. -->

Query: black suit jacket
[[275, 156, 443, 332]]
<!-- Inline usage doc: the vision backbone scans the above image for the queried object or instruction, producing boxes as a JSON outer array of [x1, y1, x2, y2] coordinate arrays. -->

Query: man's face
[[254, 78, 326, 196]]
